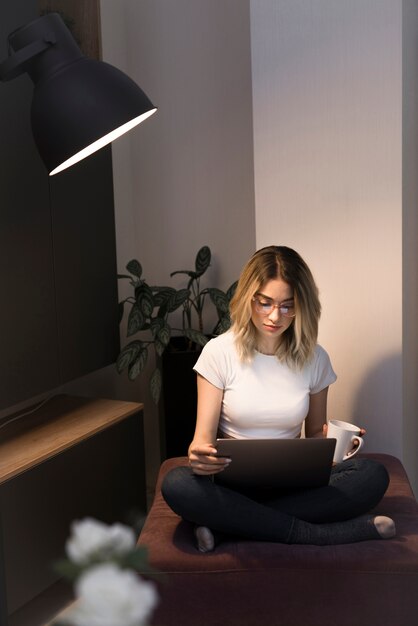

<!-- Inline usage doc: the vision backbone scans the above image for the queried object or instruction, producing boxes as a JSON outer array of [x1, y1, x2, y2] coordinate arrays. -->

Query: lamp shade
[[0, 13, 157, 175]]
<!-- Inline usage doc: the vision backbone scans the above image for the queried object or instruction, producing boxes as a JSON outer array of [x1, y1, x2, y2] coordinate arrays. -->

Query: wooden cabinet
[[0, 395, 146, 623]]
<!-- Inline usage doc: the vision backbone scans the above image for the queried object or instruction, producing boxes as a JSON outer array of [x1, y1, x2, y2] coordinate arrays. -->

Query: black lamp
[[0, 12, 157, 175]]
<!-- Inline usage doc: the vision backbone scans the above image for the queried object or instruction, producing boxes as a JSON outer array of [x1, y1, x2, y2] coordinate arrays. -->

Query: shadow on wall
[[351, 352, 402, 460]]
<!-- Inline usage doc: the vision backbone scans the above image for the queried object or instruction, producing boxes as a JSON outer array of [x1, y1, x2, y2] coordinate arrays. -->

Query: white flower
[[66, 518, 136, 565], [67, 563, 158, 626]]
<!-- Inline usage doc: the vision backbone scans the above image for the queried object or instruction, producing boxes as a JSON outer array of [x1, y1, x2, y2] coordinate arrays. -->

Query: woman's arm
[[304, 387, 329, 438], [188, 374, 231, 475], [305, 387, 367, 441]]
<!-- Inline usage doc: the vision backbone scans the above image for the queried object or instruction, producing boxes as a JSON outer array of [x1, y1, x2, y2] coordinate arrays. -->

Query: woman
[[162, 246, 395, 551]]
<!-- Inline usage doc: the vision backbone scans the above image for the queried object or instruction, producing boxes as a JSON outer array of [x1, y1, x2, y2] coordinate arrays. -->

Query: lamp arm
[[0, 34, 56, 81]]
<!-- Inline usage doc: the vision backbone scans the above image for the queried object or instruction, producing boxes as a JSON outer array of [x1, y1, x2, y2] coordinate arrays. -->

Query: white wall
[[250, 0, 418, 490]]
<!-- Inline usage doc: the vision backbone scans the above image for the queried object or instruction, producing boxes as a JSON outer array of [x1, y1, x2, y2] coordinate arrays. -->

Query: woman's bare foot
[[373, 516, 396, 539], [195, 526, 215, 552]]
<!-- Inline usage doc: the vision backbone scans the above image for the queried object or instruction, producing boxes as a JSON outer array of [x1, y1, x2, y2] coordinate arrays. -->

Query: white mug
[[327, 419, 364, 463]]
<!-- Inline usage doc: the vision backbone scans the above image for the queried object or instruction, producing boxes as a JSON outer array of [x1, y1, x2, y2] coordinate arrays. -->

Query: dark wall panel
[[49, 147, 119, 383], [0, 1, 119, 410], [0, 0, 60, 408]]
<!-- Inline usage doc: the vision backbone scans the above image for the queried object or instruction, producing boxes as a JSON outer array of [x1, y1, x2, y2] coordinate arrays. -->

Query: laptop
[[214, 437, 336, 490]]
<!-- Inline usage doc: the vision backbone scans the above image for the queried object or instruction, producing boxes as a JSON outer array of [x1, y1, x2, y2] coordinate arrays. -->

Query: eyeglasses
[[252, 295, 296, 318]]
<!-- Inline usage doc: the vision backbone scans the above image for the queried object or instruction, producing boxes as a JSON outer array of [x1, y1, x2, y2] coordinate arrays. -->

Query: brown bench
[[139, 454, 418, 626]]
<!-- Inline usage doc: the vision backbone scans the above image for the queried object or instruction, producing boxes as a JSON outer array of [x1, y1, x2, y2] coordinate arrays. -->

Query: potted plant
[[116, 246, 237, 457]]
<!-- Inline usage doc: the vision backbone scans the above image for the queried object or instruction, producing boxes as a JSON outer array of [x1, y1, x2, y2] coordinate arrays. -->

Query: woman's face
[[250, 278, 295, 352]]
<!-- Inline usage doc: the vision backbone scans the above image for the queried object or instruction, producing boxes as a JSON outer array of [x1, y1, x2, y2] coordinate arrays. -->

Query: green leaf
[[195, 246, 211, 276], [184, 328, 208, 346], [152, 287, 175, 306], [226, 280, 238, 301], [137, 289, 154, 317], [134, 282, 152, 301], [127, 305, 145, 336], [126, 259, 142, 278], [157, 323, 171, 347], [128, 346, 148, 380], [157, 303, 169, 319], [150, 317, 165, 338], [116, 341, 143, 373], [154, 338, 166, 357], [167, 288, 190, 312], [186, 273, 199, 289], [207, 288, 229, 313], [214, 315, 231, 335], [170, 270, 195, 278], [150, 368, 162, 404]]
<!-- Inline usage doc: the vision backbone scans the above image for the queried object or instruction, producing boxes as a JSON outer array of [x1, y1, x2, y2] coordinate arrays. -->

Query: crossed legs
[[161, 458, 394, 548]]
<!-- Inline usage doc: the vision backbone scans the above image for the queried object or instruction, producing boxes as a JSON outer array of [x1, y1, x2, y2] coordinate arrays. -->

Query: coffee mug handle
[[343, 436, 364, 460]]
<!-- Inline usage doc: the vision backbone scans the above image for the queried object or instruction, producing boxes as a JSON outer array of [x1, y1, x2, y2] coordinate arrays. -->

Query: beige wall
[[251, 0, 418, 493], [101, 0, 255, 285], [100, 0, 256, 490]]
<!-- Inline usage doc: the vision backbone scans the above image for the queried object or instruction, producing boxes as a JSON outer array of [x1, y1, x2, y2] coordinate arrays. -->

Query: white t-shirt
[[194, 331, 337, 439]]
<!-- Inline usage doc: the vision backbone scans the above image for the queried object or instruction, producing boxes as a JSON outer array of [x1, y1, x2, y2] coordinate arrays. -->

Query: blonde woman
[[162, 246, 395, 551]]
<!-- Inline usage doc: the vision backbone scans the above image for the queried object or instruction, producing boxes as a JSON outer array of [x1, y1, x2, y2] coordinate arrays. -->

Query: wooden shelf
[[0, 395, 143, 485], [0, 394, 146, 626]]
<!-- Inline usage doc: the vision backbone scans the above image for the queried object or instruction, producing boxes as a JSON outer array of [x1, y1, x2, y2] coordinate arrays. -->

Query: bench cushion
[[139, 453, 418, 626]]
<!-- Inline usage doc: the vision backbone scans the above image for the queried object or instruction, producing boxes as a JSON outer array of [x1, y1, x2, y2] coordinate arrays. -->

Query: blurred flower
[[65, 563, 158, 626], [54, 518, 157, 626], [66, 517, 136, 565]]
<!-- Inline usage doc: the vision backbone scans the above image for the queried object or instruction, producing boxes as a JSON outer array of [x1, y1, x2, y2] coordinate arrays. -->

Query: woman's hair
[[229, 246, 321, 369]]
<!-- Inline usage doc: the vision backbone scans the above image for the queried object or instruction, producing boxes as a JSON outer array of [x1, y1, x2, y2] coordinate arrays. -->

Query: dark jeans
[[161, 458, 390, 544]]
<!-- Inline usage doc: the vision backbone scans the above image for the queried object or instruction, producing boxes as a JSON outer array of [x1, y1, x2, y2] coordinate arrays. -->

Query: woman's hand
[[188, 442, 231, 475]]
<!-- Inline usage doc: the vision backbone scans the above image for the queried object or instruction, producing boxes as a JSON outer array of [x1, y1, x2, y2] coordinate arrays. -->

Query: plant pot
[[161, 336, 202, 459]]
